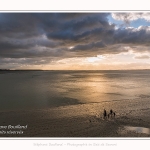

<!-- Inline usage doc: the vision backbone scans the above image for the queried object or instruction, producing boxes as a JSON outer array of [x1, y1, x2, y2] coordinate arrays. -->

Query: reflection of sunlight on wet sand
[[83, 76, 108, 102], [75, 76, 115, 117]]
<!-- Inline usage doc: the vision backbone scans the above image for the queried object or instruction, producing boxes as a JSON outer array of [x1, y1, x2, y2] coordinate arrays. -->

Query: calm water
[[0, 70, 150, 110]]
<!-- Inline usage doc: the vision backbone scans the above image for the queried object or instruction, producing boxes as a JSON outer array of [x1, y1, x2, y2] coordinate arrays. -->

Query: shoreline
[[0, 98, 150, 137]]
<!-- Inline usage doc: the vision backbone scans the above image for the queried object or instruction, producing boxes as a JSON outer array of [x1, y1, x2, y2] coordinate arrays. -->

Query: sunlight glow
[[69, 46, 74, 49], [87, 55, 105, 63]]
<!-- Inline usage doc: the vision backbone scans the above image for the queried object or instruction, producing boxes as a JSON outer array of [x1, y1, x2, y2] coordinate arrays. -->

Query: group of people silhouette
[[103, 109, 115, 119]]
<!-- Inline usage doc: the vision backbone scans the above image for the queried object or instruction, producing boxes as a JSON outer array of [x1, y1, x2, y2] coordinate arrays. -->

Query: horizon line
[[1, 69, 150, 71]]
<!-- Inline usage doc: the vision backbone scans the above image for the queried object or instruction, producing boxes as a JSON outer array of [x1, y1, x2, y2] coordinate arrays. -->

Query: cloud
[[112, 13, 150, 24], [135, 55, 150, 59], [70, 41, 107, 52], [113, 26, 150, 44], [0, 13, 150, 69]]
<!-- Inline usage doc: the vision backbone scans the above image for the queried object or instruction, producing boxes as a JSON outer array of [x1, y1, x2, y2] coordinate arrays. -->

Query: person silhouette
[[110, 109, 113, 117], [103, 109, 107, 119], [114, 112, 116, 118]]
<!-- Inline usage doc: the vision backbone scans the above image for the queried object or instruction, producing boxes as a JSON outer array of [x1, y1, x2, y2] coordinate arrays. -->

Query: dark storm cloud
[[45, 13, 112, 42], [71, 41, 106, 51], [113, 26, 150, 45], [0, 13, 150, 68], [0, 13, 112, 58], [0, 13, 40, 38]]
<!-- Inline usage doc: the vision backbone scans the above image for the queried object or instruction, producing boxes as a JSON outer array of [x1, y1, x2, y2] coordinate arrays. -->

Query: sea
[[0, 70, 150, 111]]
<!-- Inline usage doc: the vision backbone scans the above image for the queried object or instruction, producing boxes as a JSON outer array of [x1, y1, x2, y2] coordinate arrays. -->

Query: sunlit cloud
[[134, 52, 150, 59], [112, 13, 150, 23], [68, 46, 74, 49]]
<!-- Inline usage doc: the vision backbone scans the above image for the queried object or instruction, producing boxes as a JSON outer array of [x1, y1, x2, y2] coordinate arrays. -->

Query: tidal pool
[[124, 126, 150, 134]]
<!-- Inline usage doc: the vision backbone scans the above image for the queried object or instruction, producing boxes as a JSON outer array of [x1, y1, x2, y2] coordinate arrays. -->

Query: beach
[[0, 97, 150, 137], [0, 70, 150, 137]]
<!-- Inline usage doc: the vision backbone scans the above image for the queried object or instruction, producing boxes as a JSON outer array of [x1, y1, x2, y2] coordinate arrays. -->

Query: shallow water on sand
[[0, 70, 150, 110], [125, 126, 150, 134], [118, 126, 150, 135]]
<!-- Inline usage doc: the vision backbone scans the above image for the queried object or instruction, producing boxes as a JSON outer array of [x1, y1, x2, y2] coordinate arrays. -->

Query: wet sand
[[0, 98, 150, 137]]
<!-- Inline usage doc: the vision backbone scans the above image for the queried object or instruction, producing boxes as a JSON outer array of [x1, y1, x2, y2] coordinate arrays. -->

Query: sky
[[0, 12, 150, 70]]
